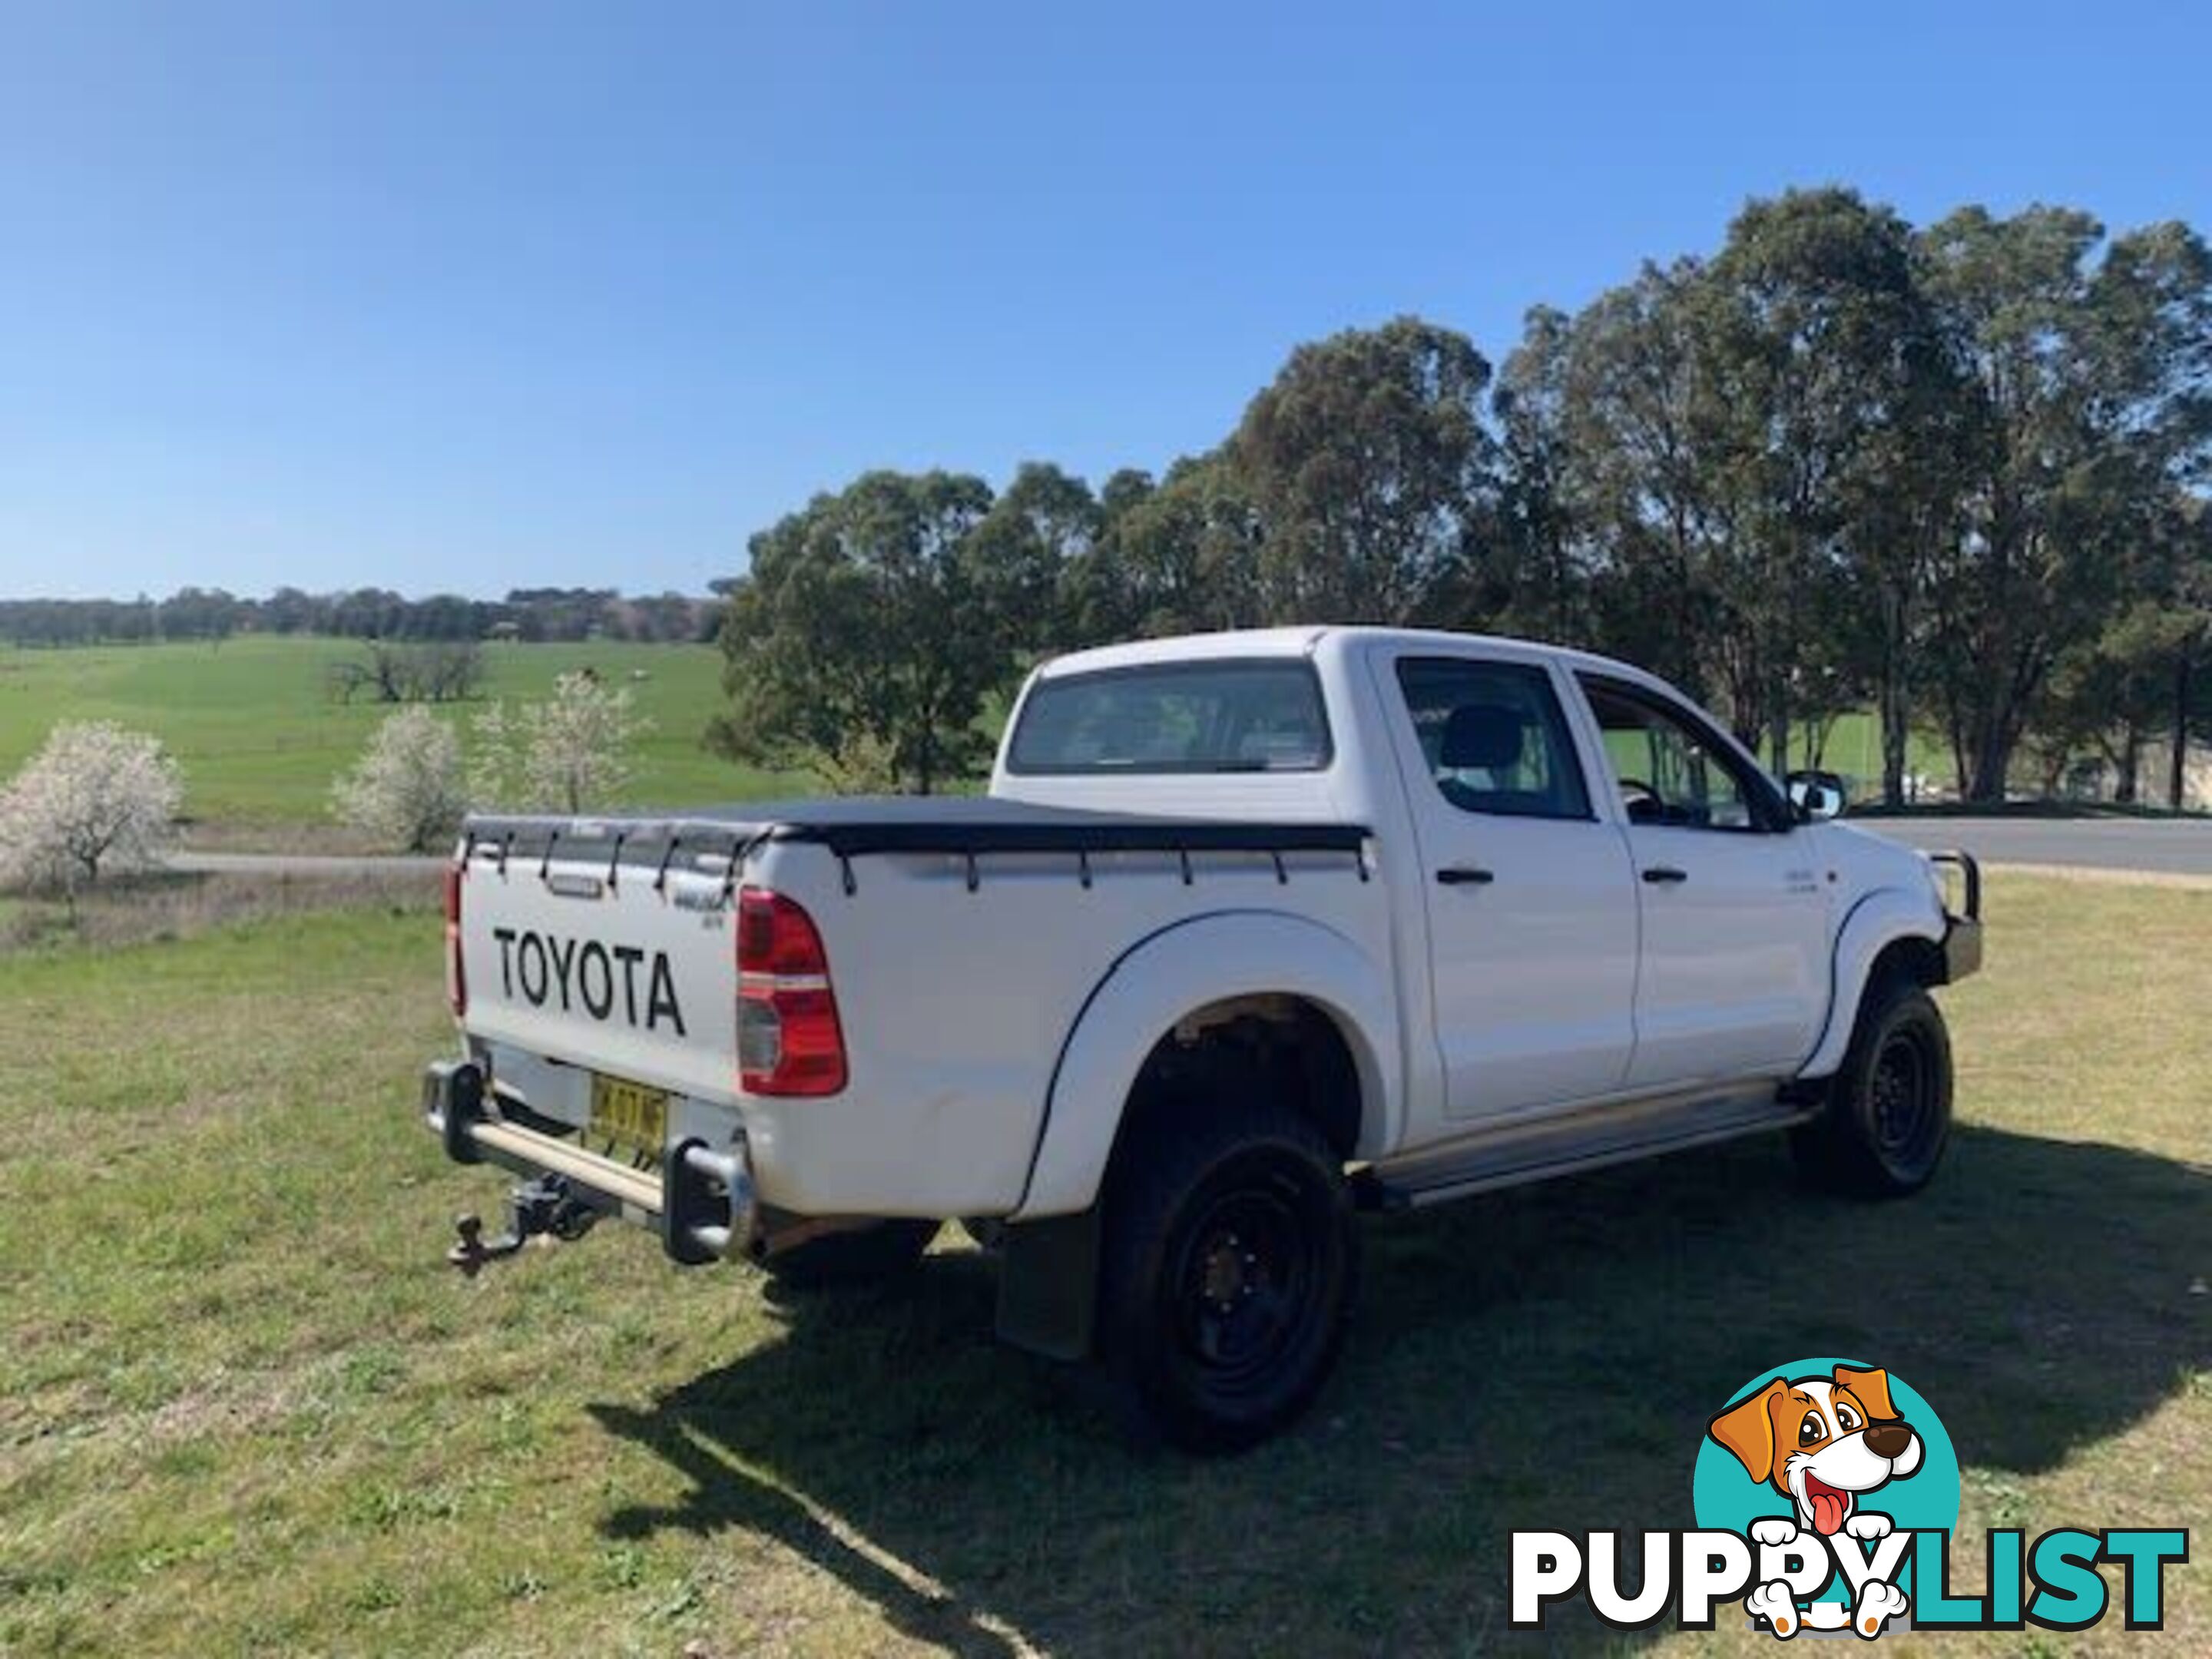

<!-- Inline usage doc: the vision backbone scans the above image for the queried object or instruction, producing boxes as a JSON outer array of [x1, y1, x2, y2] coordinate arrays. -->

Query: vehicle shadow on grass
[[588, 1125, 2211, 1655]]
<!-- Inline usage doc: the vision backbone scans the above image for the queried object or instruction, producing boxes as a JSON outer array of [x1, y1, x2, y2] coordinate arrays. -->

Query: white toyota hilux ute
[[423, 627, 1981, 1449]]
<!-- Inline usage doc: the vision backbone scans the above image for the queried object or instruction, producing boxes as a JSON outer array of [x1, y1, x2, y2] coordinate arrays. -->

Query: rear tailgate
[[455, 824, 747, 1104]]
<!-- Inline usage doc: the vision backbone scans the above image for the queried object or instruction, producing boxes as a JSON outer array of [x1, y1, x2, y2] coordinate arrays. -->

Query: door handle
[[1641, 865, 1689, 885], [1435, 866, 1496, 886]]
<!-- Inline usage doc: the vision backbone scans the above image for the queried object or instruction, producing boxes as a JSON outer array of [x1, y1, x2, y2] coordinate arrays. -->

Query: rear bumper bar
[[1929, 849, 1982, 982], [422, 1059, 754, 1264]]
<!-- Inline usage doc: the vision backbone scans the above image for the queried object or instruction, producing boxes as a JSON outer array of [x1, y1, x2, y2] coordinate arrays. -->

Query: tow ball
[[446, 1174, 599, 1277]]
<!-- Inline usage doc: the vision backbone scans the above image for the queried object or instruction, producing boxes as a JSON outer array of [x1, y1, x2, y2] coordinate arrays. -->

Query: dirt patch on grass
[[144, 1367, 303, 1447]]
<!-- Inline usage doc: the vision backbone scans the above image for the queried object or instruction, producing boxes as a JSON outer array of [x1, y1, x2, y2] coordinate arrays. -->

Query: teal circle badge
[[1693, 1356, 1961, 1620]]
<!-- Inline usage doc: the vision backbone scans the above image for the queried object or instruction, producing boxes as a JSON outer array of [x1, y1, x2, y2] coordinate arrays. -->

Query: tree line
[[0, 587, 720, 647], [719, 188, 2212, 806]]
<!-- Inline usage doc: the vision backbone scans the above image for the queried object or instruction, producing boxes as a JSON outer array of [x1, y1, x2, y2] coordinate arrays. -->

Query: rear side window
[[1394, 656, 1592, 820], [1006, 660, 1332, 774]]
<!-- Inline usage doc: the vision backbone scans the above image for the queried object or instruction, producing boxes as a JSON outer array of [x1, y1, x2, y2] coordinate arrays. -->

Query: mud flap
[[995, 1207, 1101, 1361]]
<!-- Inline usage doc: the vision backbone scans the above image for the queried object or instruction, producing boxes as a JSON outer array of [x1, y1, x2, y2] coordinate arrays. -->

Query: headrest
[[1440, 704, 1526, 770]]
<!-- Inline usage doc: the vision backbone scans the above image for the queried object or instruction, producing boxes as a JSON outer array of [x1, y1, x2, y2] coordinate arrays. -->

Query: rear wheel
[[759, 1218, 940, 1289], [1793, 976, 1952, 1197], [1098, 1094, 1356, 1452]]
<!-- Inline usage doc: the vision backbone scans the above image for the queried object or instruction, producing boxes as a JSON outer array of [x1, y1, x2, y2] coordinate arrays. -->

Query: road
[[1858, 816, 2212, 877], [175, 817, 2212, 880]]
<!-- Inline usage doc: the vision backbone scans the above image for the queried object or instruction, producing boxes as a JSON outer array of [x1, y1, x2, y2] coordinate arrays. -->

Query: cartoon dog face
[[1708, 1365, 1924, 1537]]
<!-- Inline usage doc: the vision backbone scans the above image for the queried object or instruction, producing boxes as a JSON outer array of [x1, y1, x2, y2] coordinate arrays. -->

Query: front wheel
[[1098, 1098, 1356, 1452], [1793, 977, 1953, 1197]]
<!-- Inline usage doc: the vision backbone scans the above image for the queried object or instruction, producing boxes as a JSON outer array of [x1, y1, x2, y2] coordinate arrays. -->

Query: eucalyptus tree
[[1051, 459, 1268, 643], [1702, 187, 1963, 783], [2034, 493, 2212, 803], [1916, 208, 2212, 800], [2169, 498, 2212, 806], [1098, 452, 1269, 635], [1057, 467, 1157, 646], [713, 469, 1010, 793], [1228, 316, 1499, 625], [1487, 304, 1598, 644], [1542, 259, 1734, 707], [970, 460, 1099, 656]]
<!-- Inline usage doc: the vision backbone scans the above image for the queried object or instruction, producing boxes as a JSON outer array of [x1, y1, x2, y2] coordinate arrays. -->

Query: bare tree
[[416, 641, 485, 703], [326, 659, 375, 704], [328, 641, 487, 705]]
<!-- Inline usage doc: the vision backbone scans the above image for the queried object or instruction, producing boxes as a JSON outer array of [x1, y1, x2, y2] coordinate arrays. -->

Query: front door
[[1576, 675, 1834, 1090], [1379, 651, 1641, 1121]]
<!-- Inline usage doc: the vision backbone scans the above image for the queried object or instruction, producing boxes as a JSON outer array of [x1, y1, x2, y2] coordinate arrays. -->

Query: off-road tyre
[[1097, 1094, 1357, 1452], [1793, 975, 1953, 1197]]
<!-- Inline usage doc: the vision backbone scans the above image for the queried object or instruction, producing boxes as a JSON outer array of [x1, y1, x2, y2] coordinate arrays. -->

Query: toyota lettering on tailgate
[[488, 927, 687, 1035]]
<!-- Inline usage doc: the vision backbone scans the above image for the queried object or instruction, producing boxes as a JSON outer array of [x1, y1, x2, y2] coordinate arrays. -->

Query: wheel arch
[[1796, 887, 1949, 1081], [1011, 910, 1400, 1220]]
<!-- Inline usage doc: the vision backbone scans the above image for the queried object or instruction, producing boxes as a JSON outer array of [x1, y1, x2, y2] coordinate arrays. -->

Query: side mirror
[[1786, 769, 1848, 823]]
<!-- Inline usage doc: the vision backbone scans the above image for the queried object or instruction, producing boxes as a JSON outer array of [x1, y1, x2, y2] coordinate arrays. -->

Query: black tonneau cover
[[461, 796, 1369, 873]]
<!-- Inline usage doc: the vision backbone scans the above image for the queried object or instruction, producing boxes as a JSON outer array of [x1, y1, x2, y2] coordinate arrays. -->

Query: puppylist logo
[[1512, 1356, 2189, 1639]]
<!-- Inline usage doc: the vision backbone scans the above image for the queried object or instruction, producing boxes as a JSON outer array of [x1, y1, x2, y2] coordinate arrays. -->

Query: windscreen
[[1006, 660, 1332, 774]]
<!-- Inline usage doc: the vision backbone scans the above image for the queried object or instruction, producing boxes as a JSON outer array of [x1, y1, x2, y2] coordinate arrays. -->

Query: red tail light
[[443, 860, 467, 1018], [736, 886, 847, 1096]]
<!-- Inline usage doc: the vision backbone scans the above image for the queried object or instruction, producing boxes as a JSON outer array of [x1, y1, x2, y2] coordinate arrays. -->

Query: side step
[[1354, 1085, 1817, 1212]]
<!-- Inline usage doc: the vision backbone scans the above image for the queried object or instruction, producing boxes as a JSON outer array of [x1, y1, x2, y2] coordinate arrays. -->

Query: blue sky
[[0, 1, 2204, 601]]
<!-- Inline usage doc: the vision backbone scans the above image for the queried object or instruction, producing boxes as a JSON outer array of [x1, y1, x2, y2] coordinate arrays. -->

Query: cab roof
[[1032, 625, 1667, 692]]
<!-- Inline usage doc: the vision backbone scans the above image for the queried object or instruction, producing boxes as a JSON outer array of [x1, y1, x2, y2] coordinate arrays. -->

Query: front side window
[[1580, 679, 1770, 831], [1394, 656, 1591, 820], [1005, 660, 1331, 774]]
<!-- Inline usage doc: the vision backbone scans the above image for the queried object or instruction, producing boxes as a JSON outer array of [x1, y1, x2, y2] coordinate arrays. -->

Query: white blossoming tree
[[0, 720, 184, 898], [469, 670, 649, 813], [330, 706, 468, 852]]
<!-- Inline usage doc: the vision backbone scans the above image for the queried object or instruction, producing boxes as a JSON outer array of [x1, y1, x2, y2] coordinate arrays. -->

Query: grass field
[[2, 873, 2206, 1655], [0, 636, 800, 833]]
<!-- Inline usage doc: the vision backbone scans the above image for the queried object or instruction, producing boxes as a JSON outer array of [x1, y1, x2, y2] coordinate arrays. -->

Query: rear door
[[1573, 674, 1833, 1089], [1374, 648, 1640, 1121]]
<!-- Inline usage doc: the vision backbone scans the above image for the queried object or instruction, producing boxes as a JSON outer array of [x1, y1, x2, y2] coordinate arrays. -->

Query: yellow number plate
[[589, 1074, 668, 1159]]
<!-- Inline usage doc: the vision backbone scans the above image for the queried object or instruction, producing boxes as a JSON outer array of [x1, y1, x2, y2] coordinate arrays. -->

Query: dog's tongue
[[1810, 1486, 1850, 1536]]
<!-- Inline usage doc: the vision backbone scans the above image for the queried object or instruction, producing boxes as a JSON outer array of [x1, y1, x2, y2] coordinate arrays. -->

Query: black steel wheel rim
[[1166, 1167, 1324, 1404], [1871, 1025, 1939, 1168]]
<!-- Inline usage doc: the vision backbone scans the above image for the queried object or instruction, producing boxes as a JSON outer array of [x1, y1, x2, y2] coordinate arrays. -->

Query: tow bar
[[426, 1060, 758, 1273], [446, 1174, 600, 1277]]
